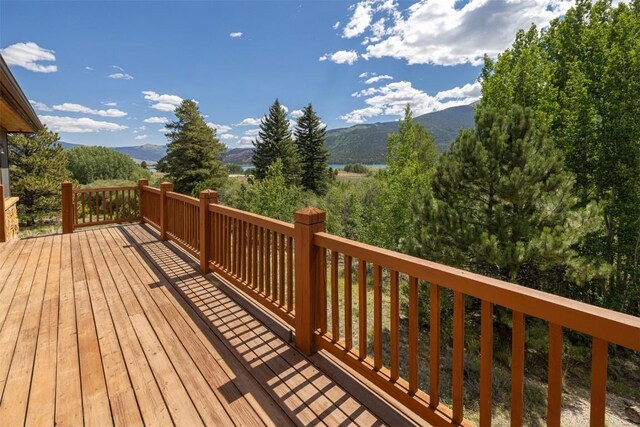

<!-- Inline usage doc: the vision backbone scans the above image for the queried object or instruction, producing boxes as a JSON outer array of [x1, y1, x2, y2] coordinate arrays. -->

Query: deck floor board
[[0, 224, 414, 426]]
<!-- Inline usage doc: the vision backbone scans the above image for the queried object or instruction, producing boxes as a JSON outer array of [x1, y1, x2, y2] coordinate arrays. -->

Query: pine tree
[[294, 103, 329, 196], [411, 106, 606, 292], [252, 99, 301, 185], [372, 105, 438, 251], [9, 127, 72, 226], [157, 100, 227, 195]]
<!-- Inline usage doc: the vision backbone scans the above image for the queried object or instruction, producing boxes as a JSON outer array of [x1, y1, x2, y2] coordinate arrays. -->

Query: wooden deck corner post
[[199, 189, 218, 274], [138, 178, 149, 223], [294, 207, 326, 356], [159, 182, 173, 241], [61, 181, 73, 234], [0, 184, 6, 242]]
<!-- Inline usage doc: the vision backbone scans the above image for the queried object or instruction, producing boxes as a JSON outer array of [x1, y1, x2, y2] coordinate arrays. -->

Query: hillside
[[59, 104, 475, 165], [325, 104, 475, 164]]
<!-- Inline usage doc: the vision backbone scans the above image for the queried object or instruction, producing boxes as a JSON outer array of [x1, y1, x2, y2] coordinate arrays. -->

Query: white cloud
[[138, 125, 146, 131], [0, 42, 57, 73], [236, 137, 254, 148], [142, 91, 183, 111], [85, 66, 94, 71], [40, 115, 128, 133], [341, 80, 480, 124], [29, 100, 52, 112], [290, 109, 304, 119], [364, 74, 393, 84], [144, 116, 169, 124], [108, 73, 134, 80], [206, 122, 232, 134], [134, 134, 148, 140], [158, 127, 170, 133], [243, 128, 260, 137], [319, 50, 358, 65], [52, 103, 127, 117], [333, 21, 341, 30], [102, 101, 117, 107], [112, 65, 125, 71], [229, 32, 243, 38], [359, 72, 371, 78], [219, 134, 237, 140], [343, 1, 374, 38], [341, 0, 576, 66], [237, 117, 262, 126]]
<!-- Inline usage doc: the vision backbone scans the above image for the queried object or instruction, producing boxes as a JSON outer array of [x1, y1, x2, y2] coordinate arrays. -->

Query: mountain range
[[60, 104, 475, 165]]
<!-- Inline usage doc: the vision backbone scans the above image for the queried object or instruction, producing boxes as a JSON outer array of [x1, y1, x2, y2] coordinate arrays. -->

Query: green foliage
[[226, 163, 244, 174], [252, 99, 301, 186], [140, 160, 148, 170], [157, 99, 227, 196], [294, 104, 330, 196], [372, 105, 438, 251], [237, 160, 307, 222], [411, 106, 606, 292], [9, 127, 72, 226], [323, 179, 380, 242], [479, 0, 640, 312], [66, 145, 150, 185], [343, 163, 369, 174]]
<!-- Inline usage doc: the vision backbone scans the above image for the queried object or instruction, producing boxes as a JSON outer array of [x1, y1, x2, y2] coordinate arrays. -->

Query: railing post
[[0, 184, 6, 243], [199, 189, 218, 274], [294, 207, 326, 356], [159, 182, 173, 241], [61, 181, 73, 234], [138, 178, 149, 224]]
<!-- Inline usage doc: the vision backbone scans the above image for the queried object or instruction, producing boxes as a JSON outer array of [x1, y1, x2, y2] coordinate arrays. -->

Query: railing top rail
[[73, 186, 138, 193], [166, 191, 199, 206], [141, 186, 160, 194], [209, 203, 294, 237], [314, 231, 640, 351]]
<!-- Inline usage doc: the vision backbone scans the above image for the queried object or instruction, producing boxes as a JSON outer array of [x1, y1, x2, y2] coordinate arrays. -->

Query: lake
[[240, 164, 387, 171]]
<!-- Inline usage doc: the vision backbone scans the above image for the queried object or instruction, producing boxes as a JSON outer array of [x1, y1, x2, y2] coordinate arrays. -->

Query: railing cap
[[199, 189, 218, 199], [294, 207, 326, 225], [160, 181, 173, 191], [62, 180, 73, 187]]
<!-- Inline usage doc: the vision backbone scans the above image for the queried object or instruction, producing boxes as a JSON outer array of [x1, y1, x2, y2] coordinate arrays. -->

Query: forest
[[8, 0, 638, 423]]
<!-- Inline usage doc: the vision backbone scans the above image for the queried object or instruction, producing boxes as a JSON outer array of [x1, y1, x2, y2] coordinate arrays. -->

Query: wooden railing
[[59, 181, 640, 427]]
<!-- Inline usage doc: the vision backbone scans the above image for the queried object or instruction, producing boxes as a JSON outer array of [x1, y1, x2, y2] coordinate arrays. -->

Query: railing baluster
[[409, 275, 418, 394], [259, 227, 264, 293], [358, 260, 367, 360], [480, 300, 493, 427], [430, 284, 440, 407], [511, 311, 525, 427], [253, 225, 259, 288], [590, 338, 608, 427], [390, 270, 399, 381], [287, 236, 293, 312], [265, 230, 271, 297], [344, 255, 353, 351], [272, 230, 277, 300], [373, 264, 382, 370], [547, 323, 563, 427], [279, 234, 285, 306], [247, 223, 253, 285], [452, 291, 465, 423], [331, 251, 339, 342], [318, 248, 327, 333]]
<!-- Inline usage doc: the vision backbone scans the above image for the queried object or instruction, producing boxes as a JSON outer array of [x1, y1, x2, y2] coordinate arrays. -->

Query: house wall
[[0, 129, 9, 199]]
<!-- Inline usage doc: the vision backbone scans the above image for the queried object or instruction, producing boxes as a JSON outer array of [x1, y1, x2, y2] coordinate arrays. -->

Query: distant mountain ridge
[[59, 104, 475, 165]]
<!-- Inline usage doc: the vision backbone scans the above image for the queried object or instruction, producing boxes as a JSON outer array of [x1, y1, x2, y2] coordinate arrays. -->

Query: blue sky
[[1, 0, 577, 148]]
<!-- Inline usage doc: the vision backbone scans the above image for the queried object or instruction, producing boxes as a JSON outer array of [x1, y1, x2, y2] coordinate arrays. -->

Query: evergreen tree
[[479, 0, 640, 311], [252, 99, 301, 185], [157, 100, 227, 195], [372, 105, 438, 251], [411, 107, 606, 292], [9, 127, 71, 226], [140, 161, 148, 170], [294, 104, 329, 196]]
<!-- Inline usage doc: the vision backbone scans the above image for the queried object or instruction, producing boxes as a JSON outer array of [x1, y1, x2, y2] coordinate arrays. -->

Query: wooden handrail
[[73, 185, 138, 193], [209, 203, 295, 237], [314, 231, 640, 351], [166, 190, 199, 205]]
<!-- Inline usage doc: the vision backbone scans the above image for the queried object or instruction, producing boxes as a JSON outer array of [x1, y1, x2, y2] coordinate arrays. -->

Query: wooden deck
[[0, 224, 419, 427]]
